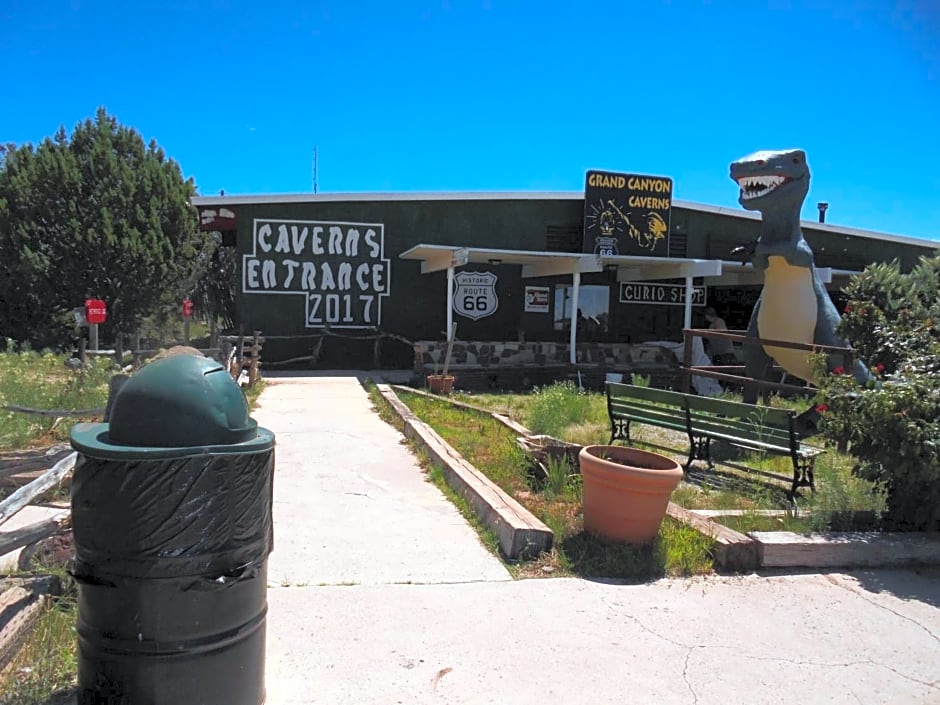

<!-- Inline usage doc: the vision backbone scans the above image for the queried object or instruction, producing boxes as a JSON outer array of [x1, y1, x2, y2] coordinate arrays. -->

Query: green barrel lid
[[71, 354, 274, 459]]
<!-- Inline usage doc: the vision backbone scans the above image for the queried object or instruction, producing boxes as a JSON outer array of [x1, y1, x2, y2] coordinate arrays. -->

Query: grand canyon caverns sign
[[242, 219, 391, 328]]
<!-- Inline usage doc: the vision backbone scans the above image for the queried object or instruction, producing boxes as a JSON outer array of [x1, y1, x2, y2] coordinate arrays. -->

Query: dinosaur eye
[[792, 157, 802, 164], [757, 159, 766, 166]]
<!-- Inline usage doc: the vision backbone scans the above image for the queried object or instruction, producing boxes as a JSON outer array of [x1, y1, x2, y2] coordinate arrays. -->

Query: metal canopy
[[399, 244, 722, 280], [399, 244, 725, 363]]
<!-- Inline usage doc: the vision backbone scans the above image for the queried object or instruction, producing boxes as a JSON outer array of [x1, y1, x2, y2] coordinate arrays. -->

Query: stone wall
[[414, 340, 683, 390]]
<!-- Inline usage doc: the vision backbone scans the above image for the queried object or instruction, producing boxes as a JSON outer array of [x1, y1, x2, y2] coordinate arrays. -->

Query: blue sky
[[2, 1, 938, 241]]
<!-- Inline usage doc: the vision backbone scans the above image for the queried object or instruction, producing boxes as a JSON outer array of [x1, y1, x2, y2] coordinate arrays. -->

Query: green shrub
[[815, 253, 940, 531], [525, 381, 598, 438]]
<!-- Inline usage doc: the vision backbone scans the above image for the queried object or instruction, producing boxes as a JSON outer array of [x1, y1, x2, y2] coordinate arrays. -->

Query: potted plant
[[426, 371, 455, 394], [578, 445, 683, 544], [427, 323, 457, 395]]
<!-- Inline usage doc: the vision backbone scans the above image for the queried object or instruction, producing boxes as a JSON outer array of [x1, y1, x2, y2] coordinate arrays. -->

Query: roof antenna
[[313, 146, 318, 194], [817, 202, 828, 223]]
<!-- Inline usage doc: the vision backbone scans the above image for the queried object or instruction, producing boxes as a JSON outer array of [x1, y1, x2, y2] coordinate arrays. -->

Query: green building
[[191, 189, 937, 388]]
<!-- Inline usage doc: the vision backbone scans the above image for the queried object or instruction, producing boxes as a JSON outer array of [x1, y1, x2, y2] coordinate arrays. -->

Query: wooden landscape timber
[[377, 384, 552, 560], [666, 503, 760, 571], [753, 531, 940, 569], [0, 514, 70, 562], [0, 453, 76, 528], [0, 445, 74, 490]]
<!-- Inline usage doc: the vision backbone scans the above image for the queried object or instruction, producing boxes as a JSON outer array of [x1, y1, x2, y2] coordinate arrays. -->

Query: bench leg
[[686, 435, 713, 470], [610, 418, 631, 445], [789, 456, 817, 501]]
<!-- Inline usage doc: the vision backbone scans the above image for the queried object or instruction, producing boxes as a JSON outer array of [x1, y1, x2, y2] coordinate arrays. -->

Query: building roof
[[190, 190, 939, 250]]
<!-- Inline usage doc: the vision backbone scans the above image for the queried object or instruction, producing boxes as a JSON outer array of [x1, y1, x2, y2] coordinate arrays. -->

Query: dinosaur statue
[[729, 148, 873, 405]]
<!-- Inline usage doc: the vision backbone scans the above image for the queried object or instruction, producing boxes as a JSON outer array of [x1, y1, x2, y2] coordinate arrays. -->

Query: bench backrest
[[605, 382, 688, 431], [684, 394, 797, 449], [607, 381, 799, 450], [606, 382, 685, 407]]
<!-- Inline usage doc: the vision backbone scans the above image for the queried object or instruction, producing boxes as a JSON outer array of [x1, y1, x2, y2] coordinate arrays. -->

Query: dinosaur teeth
[[737, 175, 787, 199]]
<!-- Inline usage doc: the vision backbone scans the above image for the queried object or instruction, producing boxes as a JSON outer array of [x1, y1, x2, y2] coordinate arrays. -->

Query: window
[[553, 285, 610, 336]]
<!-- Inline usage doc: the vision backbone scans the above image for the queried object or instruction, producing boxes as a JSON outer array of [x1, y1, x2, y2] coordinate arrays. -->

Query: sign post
[[84, 299, 107, 352], [182, 298, 194, 345]]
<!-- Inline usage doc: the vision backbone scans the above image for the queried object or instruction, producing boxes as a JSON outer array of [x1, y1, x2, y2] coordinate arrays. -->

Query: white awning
[[399, 244, 723, 363], [399, 244, 722, 279]]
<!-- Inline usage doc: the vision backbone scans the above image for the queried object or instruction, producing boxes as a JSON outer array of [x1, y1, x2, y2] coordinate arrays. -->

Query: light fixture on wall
[[604, 264, 618, 273], [488, 258, 502, 265]]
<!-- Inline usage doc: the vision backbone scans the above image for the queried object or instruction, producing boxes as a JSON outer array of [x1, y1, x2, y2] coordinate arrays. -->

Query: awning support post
[[569, 271, 581, 365]]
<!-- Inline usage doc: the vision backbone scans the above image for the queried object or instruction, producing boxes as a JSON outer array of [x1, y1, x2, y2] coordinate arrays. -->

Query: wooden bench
[[606, 382, 824, 499]]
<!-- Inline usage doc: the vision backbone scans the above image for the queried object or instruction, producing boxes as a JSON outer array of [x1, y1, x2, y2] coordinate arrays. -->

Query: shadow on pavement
[[847, 566, 940, 609]]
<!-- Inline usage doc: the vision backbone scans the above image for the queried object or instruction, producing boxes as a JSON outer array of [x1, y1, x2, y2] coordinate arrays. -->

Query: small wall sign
[[524, 286, 550, 313]]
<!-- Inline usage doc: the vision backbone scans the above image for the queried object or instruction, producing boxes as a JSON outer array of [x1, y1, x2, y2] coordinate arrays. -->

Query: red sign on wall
[[182, 298, 194, 318], [84, 299, 107, 324]]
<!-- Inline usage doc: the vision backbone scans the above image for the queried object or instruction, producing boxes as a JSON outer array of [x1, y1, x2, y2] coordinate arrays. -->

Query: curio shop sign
[[619, 282, 706, 307]]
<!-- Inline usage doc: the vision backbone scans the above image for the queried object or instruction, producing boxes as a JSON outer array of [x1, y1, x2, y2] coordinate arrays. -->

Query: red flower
[[832, 366, 845, 375], [875, 362, 885, 373], [843, 304, 853, 313], [815, 404, 828, 413]]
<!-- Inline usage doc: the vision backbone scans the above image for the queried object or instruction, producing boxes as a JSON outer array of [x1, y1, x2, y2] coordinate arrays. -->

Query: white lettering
[[308, 294, 322, 322], [360, 295, 374, 322], [312, 226, 324, 255], [291, 226, 308, 254], [356, 263, 370, 290], [275, 224, 291, 253], [337, 262, 352, 290], [372, 263, 386, 292], [258, 224, 272, 253], [320, 261, 336, 290], [247, 259, 260, 288], [302, 262, 316, 289], [365, 229, 380, 257], [328, 226, 343, 255], [262, 260, 277, 289], [283, 259, 300, 288], [345, 229, 360, 257]]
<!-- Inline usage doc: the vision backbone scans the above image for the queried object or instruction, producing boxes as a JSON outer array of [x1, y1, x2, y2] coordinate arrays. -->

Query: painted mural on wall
[[583, 170, 673, 256], [453, 271, 498, 320], [242, 219, 391, 328]]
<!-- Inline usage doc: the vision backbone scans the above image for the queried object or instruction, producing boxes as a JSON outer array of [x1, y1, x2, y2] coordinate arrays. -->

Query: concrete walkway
[[256, 374, 940, 705]]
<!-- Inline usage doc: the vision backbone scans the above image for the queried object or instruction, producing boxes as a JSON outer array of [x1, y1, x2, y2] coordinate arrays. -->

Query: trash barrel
[[69, 353, 275, 705]]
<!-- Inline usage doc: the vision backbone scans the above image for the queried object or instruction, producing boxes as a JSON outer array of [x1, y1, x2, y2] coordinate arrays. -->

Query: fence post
[[681, 329, 694, 394], [247, 331, 262, 387]]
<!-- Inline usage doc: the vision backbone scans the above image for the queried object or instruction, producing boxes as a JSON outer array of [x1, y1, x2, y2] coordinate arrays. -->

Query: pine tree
[[0, 107, 209, 348]]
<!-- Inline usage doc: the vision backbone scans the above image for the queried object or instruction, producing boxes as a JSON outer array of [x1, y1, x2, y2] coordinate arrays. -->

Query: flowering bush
[[814, 254, 940, 531]]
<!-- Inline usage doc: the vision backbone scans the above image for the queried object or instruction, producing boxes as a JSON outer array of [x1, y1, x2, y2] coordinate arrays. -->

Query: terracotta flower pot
[[426, 374, 455, 394], [579, 445, 683, 544]]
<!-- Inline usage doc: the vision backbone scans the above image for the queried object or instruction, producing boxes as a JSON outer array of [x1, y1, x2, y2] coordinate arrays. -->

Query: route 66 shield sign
[[453, 271, 498, 320]]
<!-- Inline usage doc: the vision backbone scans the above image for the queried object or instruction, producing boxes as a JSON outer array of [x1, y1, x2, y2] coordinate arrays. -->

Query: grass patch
[[0, 594, 77, 705], [0, 351, 115, 451], [0, 558, 78, 705]]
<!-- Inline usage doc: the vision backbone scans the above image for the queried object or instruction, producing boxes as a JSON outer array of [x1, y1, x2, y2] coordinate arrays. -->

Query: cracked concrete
[[256, 374, 940, 705]]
